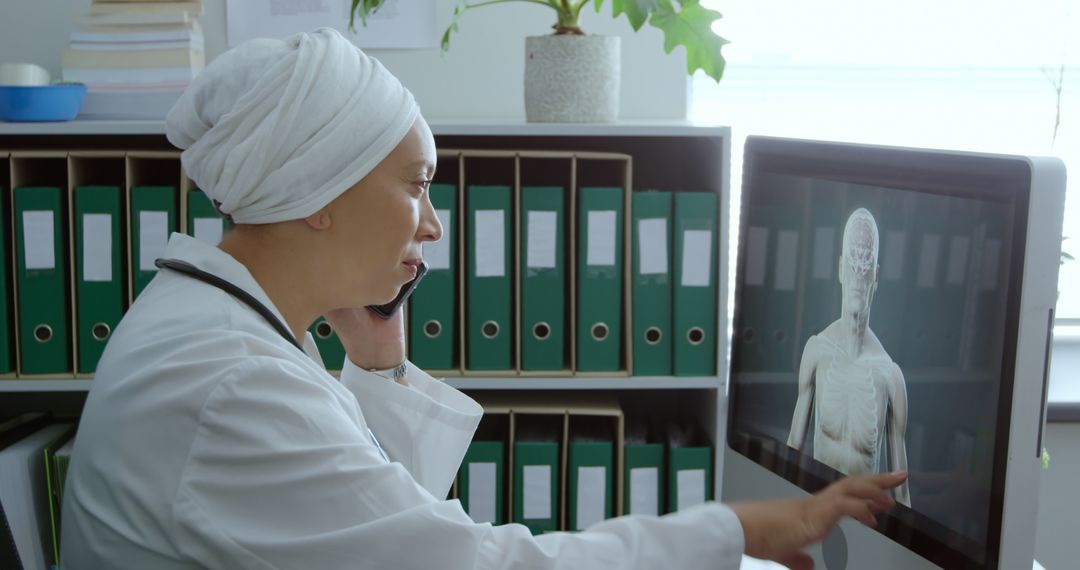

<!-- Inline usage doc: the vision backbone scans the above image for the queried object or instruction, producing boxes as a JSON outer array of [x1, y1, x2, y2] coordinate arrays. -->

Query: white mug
[[0, 63, 51, 86]]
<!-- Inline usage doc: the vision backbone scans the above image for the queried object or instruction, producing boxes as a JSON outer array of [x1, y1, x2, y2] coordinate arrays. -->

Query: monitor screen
[[728, 137, 1032, 569]]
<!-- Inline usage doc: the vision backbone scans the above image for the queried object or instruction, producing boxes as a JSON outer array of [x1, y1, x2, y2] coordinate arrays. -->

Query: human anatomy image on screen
[[786, 208, 912, 506]]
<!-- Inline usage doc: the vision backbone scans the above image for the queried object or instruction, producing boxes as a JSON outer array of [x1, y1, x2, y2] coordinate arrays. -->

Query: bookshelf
[[0, 120, 732, 500]]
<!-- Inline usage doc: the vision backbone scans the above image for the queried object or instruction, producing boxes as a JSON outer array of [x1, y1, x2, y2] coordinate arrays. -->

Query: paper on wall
[[225, 0, 437, 49]]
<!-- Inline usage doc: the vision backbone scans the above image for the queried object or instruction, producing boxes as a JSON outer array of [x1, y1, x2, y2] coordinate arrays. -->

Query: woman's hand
[[732, 471, 908, 570], [324, 307, 406, 371]]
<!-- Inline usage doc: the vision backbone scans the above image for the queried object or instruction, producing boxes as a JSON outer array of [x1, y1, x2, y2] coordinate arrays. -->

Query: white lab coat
[[60, 233, 745, 569]]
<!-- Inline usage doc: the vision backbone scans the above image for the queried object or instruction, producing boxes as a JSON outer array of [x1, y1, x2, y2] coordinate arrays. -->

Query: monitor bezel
[[727, 136, 1032, 570]]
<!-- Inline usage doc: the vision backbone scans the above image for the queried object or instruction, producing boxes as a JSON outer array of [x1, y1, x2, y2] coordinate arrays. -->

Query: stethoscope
[[154, 257, 390, 462], [156, 258, 303, 350]]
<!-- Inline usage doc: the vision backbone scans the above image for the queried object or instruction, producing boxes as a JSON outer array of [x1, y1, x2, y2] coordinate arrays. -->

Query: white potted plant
[[350, 0, 730, 123]]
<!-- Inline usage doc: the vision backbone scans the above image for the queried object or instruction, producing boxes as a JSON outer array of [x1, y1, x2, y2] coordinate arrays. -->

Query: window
[[694, 0, 1080, 319]]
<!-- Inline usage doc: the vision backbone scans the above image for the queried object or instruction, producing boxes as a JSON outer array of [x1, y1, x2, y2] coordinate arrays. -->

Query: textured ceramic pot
[[524, 34, 620, 123]]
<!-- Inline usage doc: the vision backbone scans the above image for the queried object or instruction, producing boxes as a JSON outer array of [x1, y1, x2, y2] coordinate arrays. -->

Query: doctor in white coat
[[60, 28, 906, 570]]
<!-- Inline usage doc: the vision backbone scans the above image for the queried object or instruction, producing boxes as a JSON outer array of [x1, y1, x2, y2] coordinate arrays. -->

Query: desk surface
[[740, 556, 1048, 569]]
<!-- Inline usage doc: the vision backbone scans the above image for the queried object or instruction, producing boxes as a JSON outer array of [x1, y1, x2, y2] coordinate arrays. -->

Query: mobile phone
[[365, 262, 428, 320]]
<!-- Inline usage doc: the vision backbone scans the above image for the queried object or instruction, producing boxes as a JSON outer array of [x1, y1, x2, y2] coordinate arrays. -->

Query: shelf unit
[[0, 119, 732, 503], [0, 376, 723, 393]]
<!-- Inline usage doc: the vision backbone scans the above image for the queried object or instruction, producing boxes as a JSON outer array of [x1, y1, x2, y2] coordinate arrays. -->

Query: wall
[[1049, 332, 1080, 403], [1036, 422, 1080, 569], [0, 0, 690, 121]]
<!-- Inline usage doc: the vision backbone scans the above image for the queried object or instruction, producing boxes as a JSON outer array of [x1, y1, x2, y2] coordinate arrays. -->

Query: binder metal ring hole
[[644, 326, 662, 345], [92, 323, 112, 342], [482, 321, 500, 339], [423, 320, 442, 338], [742, 328, 756, 343], [34, 324, 53, 343], [591, 323, 609, 341], [532, 322, 551, 340], [687, 327, 705, 345], [773, 329, 787, 343], [315, 321, 334, 339]]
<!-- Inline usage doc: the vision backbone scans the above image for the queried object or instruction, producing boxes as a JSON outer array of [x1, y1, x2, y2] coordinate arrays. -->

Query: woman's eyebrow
[[402, 159, 435, 175]]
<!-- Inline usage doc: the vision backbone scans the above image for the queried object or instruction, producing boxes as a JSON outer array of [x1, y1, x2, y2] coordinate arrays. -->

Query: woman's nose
[[418, 196, 443, 243]]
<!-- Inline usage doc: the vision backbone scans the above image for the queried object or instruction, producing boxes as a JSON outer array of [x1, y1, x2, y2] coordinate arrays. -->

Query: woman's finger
[[837, 497, 877, 527], [841, 475, 902, 505], [872, 471, 909, 489], [775, 551, 815, 570]]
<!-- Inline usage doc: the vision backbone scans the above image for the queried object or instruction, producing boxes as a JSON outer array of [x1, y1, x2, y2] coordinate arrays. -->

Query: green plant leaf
[[442, 2, 468, 52], [610, 0, 662, 31], [349, 0, 388, 31], [649, 0, 729, 82]]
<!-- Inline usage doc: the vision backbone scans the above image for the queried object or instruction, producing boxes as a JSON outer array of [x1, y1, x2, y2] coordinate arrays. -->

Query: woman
[[60, 28, 905, 570]]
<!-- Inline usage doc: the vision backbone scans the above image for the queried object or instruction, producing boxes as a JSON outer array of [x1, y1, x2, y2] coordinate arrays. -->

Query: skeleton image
[[787, 208, 912, 506]]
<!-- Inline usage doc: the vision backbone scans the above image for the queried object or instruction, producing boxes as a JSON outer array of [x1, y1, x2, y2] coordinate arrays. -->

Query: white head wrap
[[165, 28, 420, 224]]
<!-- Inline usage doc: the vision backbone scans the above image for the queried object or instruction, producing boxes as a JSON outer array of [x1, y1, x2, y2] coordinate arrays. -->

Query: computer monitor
[[723, 136, 1066, 569]]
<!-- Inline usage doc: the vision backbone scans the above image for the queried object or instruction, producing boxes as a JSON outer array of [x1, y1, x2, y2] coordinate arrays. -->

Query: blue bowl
[[0, 83, 87, 122]]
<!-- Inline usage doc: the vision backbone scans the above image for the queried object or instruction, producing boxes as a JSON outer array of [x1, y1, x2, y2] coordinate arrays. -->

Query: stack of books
[[63, 0, 205, 119]]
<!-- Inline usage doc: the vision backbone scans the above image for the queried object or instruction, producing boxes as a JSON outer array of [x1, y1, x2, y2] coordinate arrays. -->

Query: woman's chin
[[376, 283, 405, 305]]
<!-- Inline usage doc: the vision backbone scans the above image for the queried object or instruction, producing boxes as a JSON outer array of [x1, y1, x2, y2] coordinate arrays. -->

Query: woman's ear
[[303, 208, 332, 230]]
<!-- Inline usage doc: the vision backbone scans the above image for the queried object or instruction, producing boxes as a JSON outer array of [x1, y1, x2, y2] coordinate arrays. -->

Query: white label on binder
[[883, 230, 906, 281], [774, 230, 799, 291], [638, 218, 668, 275], [587, 210, 617, 266], [139, 211, 169, 271], [23, 211, 55, 270], [475, 210, 505, 277], [947, 235, 970, 285], [83, 213, 113, 282], [813, 227, 836, 280], [193, 218, 224, 246], [523, 465, 551, 519], [680, 230, 712, 287], [981, 238, 1002, 291], [917, 234, 941, 289], [576, 466, 607, 530], [676, 469, 706, 511], [424, 209, 452, 270], [467, 462, 497, 524], [527, 211, 557, 269], [678, 228, 712, 287], [630, 467, 659, 516], [745, 226, 768, 286]]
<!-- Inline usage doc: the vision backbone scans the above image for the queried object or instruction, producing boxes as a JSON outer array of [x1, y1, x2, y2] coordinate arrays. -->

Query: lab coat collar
[[161, 232, 293, 343]]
